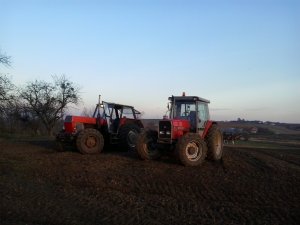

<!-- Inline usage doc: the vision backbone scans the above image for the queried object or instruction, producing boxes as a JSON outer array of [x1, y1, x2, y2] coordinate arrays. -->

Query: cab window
[[173, 102, 196, 118], [122, 107, 135, 119], [197, 102, 209, 121]]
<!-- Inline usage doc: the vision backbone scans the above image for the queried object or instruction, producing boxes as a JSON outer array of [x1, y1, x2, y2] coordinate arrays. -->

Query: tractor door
[[197, 102, 210, 133], [103, 102, 115, 132]]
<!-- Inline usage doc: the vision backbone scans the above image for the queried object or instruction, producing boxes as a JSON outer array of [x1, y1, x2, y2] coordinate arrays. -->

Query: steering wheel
[[181, 111, 189, 117]]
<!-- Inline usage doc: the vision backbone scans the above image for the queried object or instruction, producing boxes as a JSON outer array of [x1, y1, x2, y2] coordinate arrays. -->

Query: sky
[[1, 0, 299, 123]]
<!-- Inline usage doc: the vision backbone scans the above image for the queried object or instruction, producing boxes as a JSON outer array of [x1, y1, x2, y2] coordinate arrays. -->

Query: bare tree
[[0, 50, 11, 67], [0, 49, 13, 110], [81, 106, 95, 117], [0, 51, 13, 104], [0, 75, 16, 113], [0, 51, 15, 133], [0, 74, 17, 130], [21, 75, 80, 136]]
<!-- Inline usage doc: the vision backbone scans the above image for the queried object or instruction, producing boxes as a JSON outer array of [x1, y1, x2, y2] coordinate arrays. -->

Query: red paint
[[201, 120, 213, 138], [171, 119, 190, 139], [64, 116, 97, 133]]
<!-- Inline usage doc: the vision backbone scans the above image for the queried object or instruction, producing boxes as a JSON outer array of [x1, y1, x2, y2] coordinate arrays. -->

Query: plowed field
[[1, 137, 299, 225]]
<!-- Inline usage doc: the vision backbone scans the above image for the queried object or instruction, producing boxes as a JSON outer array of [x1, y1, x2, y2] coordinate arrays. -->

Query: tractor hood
[[64, 115, 97, 133], [159, 119, 190, 141]]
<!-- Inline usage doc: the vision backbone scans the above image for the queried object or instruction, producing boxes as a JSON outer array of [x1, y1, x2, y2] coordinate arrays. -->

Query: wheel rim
[[85, 135, 97, 148], [185, 142, 202, 161], [127, 130, 138, 147]]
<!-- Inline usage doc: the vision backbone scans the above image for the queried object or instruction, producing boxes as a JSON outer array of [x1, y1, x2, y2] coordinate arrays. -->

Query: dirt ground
[[0, 137, 299, 225]]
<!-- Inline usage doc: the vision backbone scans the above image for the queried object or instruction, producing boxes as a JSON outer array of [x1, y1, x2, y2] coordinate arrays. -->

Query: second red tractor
[[136, 93, 223, 166], [56, 96, 143, 153]]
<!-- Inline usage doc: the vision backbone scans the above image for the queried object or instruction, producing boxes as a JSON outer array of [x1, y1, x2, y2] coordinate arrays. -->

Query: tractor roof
[[168, 96, 210, 103], [102, 101, 141, 114], [105, 102, 134, 109]]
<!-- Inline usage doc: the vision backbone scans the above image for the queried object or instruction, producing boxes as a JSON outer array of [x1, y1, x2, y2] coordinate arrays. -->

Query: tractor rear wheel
[[176, 133, 207, 166], [119, 123, 141, 151], [76, 128, 104, 154], [206, 124, 223, 161], [136, 130, 161, 160]]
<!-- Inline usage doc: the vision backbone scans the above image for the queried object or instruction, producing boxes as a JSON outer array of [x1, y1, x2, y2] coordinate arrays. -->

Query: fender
[[201, 120, 216, 138]]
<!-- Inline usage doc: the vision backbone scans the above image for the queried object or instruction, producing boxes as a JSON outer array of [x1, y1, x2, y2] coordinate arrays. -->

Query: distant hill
[[218, 121, 300, 135], [141, 119, 300, 136], [141, 119, 159, 130]]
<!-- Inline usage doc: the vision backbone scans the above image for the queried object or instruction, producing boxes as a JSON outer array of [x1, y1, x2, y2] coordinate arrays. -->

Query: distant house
[[250, 127, 258, 134], [264, 121, 276, 126]]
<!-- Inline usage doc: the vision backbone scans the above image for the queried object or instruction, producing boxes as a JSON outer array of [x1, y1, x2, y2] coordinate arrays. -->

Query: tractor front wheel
[[176, 133, 207, 166], [76, 128, 104, 154], [136, 130, 161, 160]]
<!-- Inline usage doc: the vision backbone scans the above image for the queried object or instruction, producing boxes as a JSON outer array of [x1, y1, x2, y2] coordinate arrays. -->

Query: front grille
[[159, 120, 172, 139]]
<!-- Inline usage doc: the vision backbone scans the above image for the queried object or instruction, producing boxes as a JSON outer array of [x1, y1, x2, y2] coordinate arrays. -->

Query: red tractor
[[56, 96, 143, 154], [136, 93, 223, 166]]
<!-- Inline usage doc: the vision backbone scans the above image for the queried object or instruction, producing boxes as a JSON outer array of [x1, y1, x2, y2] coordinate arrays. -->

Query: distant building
[[250, 127, 258, 134]]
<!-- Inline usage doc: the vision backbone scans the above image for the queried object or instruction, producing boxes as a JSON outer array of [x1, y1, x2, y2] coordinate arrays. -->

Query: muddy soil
[[0, 138, 299, 225]]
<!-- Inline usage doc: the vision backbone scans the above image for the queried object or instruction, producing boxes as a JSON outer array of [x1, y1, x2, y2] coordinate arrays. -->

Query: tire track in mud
[[224, 148, 300, 222], [230, 148, 272, 173], [110, 174, 289, 224], [1, 140, 300, 225], [119, 147, 300, 224], [1, 176, 147, 225], [249, 148, 300, 168]]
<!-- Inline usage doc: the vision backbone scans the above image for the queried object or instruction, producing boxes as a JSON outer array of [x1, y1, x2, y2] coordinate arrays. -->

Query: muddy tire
[[206, 124, 223, 161], [119, 123, 141, 151], [136, 130, 161, 160], [176, 133, 207, 166], [76, 128, 104, 154]]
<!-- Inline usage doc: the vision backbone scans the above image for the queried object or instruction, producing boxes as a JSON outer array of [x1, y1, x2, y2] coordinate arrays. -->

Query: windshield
[[171, 101, 196, 119], [122, 107, 135, 119]]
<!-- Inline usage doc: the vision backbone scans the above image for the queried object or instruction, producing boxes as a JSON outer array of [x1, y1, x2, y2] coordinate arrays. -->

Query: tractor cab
[[98, 101, 141, 134], [168, 95, 210, 133], [158, 93, 212, 144]]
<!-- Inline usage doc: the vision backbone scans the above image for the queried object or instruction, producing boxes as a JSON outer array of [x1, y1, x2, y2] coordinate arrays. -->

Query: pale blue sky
[[1, 0, 299, 122]]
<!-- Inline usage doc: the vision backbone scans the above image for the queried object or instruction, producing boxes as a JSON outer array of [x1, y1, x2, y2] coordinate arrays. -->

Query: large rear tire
[[176, 133, 207, 167], [136, 130, 161, 160], [206, 124, 223, 161], [76, 128, 104, 154], [118, 123, 141, 151]]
